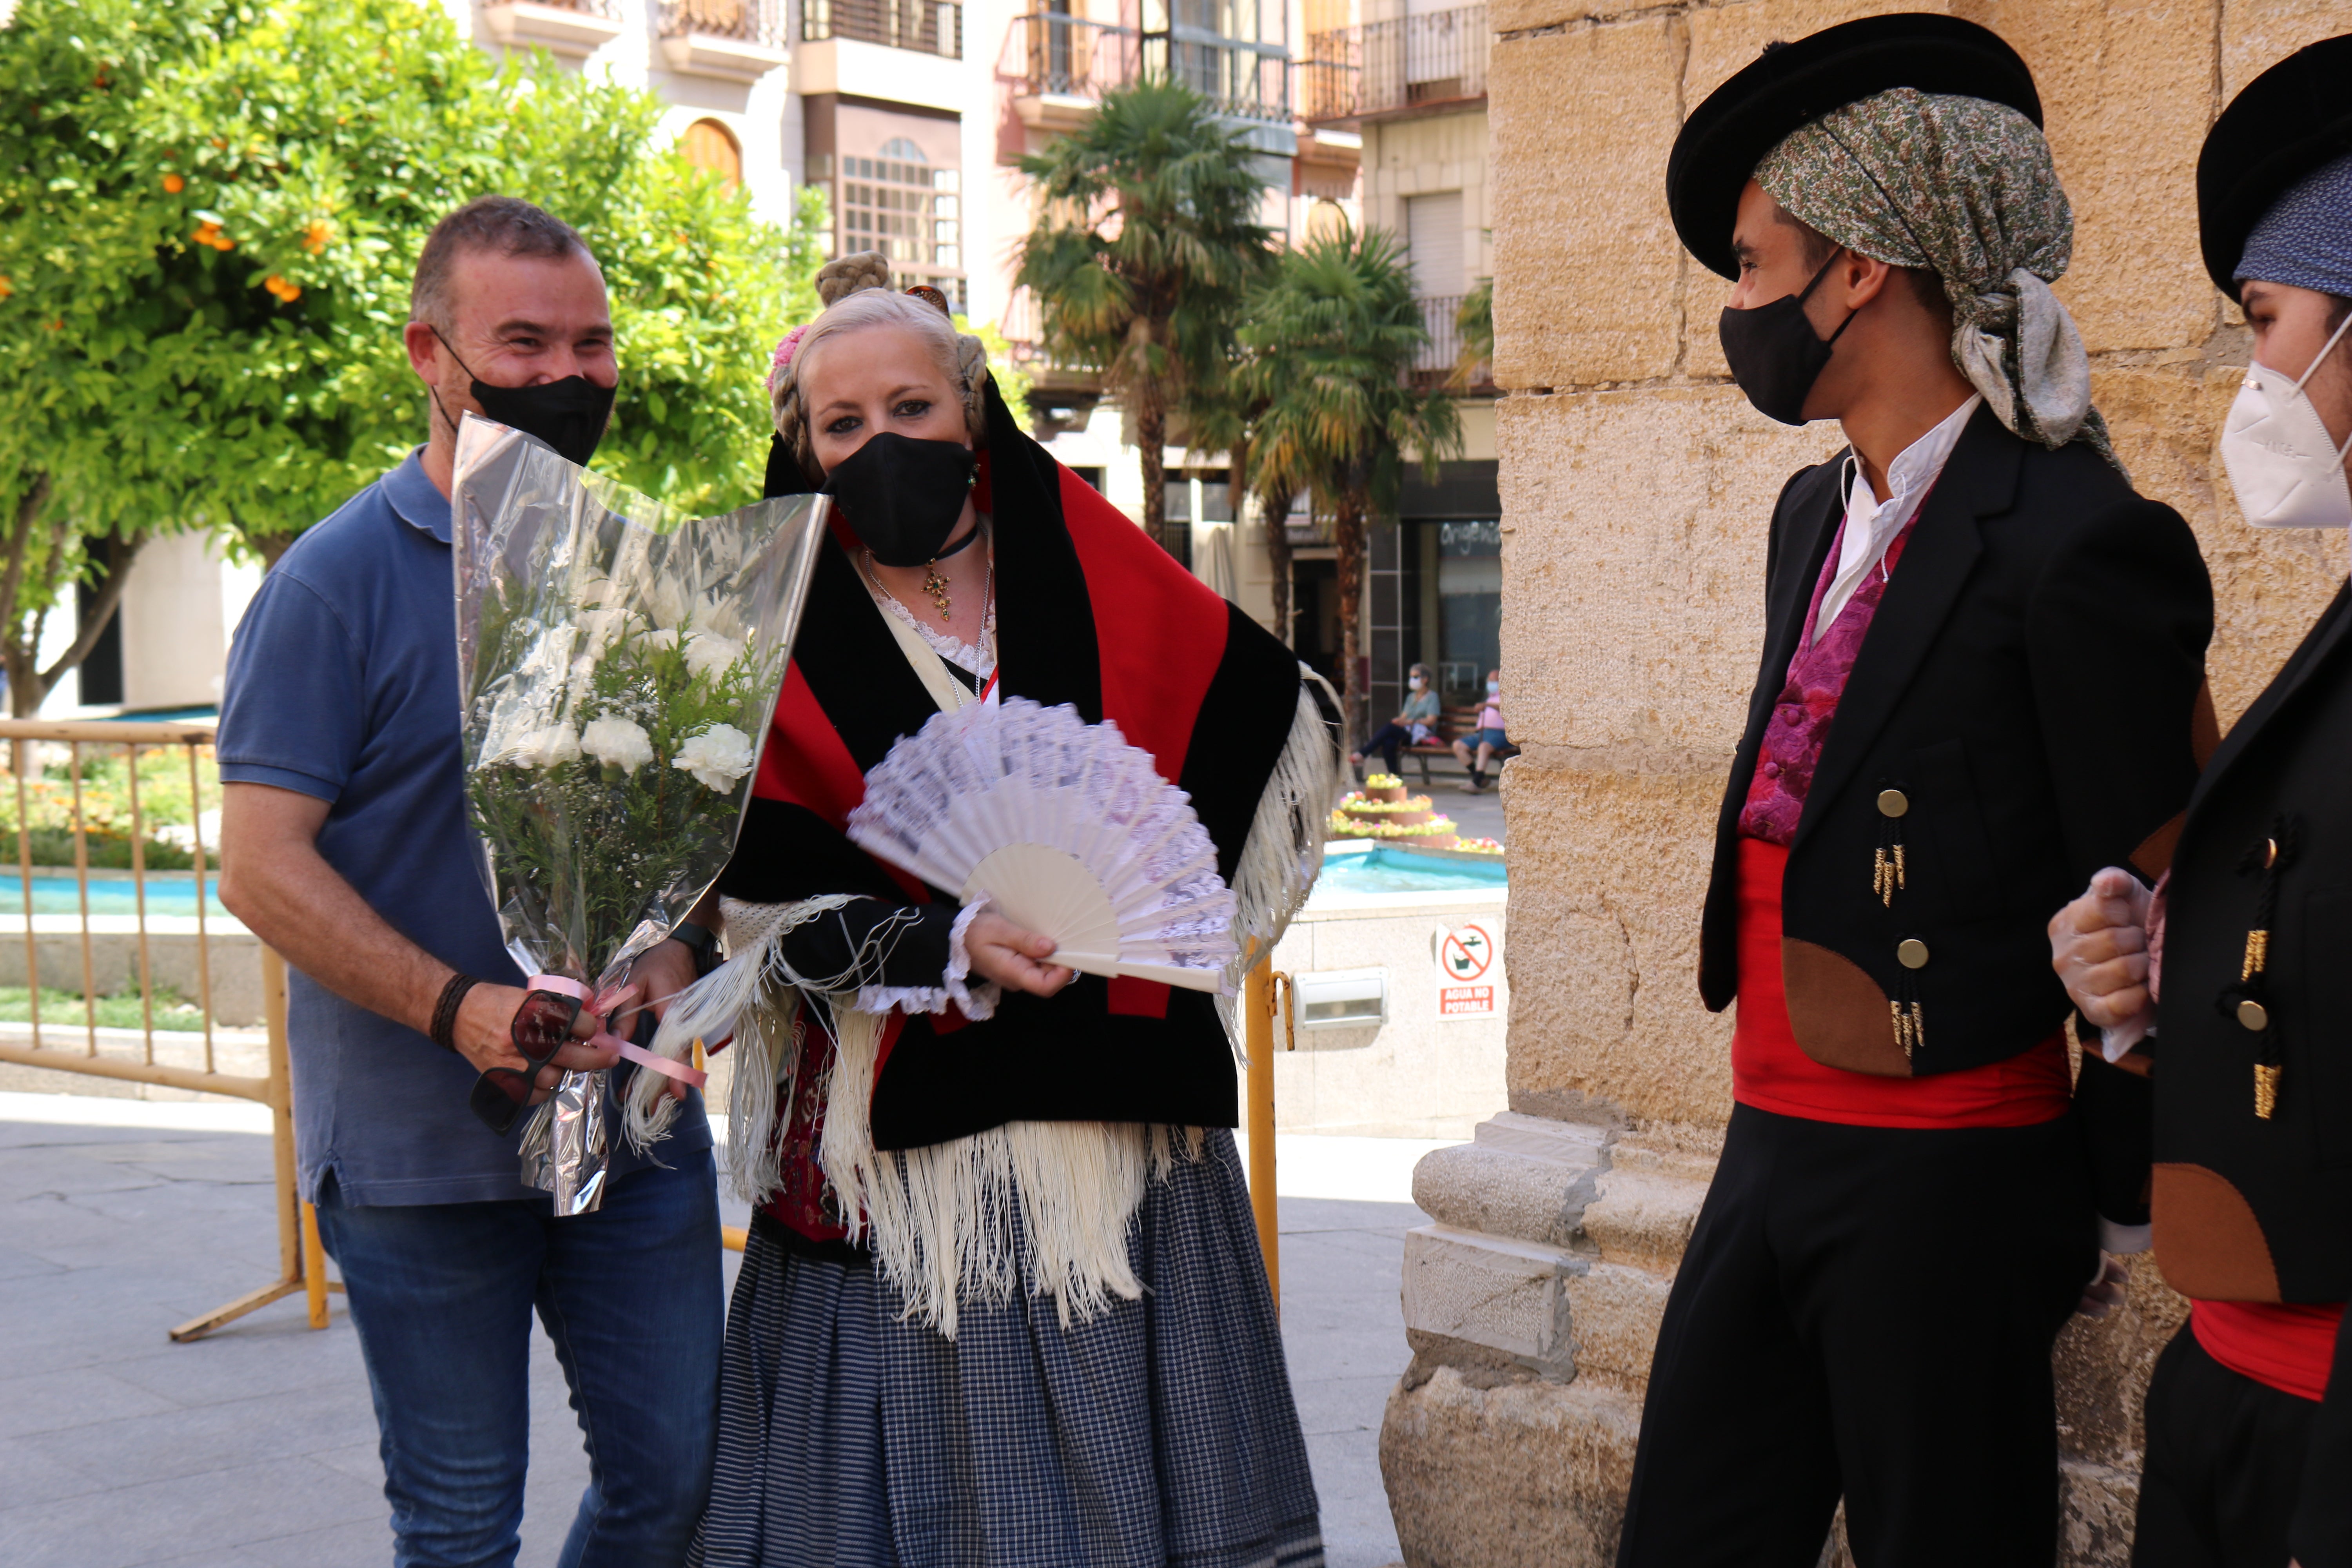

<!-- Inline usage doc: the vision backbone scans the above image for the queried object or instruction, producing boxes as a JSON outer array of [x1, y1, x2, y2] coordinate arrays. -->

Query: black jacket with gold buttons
[[1699, 407, 2214, 1078], [2153, 579, 2352, 1305]]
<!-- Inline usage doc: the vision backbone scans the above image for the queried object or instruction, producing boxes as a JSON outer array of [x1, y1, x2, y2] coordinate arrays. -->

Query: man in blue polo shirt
[[216, 196, 719, 1568]]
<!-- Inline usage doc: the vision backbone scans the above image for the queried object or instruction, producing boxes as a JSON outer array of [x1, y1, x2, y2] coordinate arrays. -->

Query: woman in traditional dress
[[639, 254, 1336, 1568]]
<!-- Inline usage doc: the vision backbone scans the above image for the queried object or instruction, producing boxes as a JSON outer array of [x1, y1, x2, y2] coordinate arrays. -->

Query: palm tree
[[1017, 79, 1273, 556], [1238, 227, 1462, 744]]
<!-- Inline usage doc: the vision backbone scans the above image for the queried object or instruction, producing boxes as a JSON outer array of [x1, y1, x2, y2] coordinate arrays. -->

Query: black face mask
[[1717, 253, 1857, 426], [822, 432, 978, 567], [431, 328, 615, 467]]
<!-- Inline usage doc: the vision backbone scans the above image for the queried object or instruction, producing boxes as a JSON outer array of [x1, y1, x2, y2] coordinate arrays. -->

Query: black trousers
[[2135, 1326, 2318, 1568], [1616, 1102, 2097, 1568], [1362, 721, 1414, 773]]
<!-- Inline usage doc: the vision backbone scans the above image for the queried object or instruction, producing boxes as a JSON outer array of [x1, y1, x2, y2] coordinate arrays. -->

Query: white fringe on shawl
[[618, 666, 1339, 1335], [1216, 666, 1344, 1060]]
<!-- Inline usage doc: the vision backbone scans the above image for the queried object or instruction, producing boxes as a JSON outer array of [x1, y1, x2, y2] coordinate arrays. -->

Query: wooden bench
[[1391, 705, 1518, 787]]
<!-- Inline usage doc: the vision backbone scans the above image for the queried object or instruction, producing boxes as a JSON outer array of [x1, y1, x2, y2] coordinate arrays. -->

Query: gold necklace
[[868, 546, 990, 644]]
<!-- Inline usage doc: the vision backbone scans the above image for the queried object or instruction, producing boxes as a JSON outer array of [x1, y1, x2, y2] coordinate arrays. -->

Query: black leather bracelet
[[430, 972, 482, 1053]]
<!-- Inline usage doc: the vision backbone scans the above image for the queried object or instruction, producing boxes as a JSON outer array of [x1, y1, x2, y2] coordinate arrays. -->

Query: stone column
[[1379, 4, 2352, 1564]]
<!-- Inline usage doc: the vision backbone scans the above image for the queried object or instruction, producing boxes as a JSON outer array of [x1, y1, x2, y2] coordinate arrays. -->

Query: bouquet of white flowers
[[452, 415, 828, 1214]]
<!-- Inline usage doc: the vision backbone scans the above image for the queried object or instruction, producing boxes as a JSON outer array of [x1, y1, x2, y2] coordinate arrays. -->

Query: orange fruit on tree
[[163, 173, 185, 194]]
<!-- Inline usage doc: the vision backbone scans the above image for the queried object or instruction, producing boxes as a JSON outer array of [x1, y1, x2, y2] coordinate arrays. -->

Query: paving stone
[[0, 1455, 377, 1568], [0, 1366, 182, 1439], [0, 1433, 110, 1508], [219, 1516, 390, 1568], [5, 1109, 1424, 1566]]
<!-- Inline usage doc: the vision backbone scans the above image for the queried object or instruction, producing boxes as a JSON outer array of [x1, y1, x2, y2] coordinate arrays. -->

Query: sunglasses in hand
[[469, 987, 592, 1136]]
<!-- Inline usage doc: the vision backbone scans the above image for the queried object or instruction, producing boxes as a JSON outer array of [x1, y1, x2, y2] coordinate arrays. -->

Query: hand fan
[[846, 698, 1239, 991]]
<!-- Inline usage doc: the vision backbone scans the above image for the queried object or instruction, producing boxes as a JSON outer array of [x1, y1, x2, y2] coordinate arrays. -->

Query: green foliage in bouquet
[[465, 579, 779, 983]]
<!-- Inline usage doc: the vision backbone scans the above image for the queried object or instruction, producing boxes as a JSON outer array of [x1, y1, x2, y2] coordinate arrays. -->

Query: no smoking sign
[[1436, 922, 1501, 1020]]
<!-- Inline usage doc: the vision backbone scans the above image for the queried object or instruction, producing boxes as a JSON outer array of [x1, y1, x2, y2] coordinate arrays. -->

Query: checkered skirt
[[689, 1127, 1325, 1568]]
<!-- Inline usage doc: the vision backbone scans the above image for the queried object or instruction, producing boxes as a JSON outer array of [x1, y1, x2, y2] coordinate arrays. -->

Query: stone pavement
[[0, 1093, 1425, 1568]]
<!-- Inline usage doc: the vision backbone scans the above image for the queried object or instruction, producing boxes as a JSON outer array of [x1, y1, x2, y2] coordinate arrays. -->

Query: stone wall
[[1381, 4, 2352, 1565]]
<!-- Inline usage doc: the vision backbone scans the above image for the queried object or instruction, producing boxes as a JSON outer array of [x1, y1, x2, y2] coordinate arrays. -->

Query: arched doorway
[[680, 118, 743, 191]]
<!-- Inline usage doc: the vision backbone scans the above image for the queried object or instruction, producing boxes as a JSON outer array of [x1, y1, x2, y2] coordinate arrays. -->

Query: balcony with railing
[[482, 0, 626, 58], [1407, 291, 1473, 388], [658, 0, 790, 79], [804, 0, 963, 58], [1301, 3, 1488, 125], [1003, 12, 1291, 136]]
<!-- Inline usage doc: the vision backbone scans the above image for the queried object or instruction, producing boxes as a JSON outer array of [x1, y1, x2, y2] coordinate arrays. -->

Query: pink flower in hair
[[767, 324, 810, 396]]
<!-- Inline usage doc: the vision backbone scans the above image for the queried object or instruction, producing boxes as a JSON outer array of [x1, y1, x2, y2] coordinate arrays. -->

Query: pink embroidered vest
[[1737, 506, 1922, 844]]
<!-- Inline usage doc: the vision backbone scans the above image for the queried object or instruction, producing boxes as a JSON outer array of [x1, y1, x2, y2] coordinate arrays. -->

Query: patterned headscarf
[[1756, 87, 2113, 464], [2237, 149, 2352, 298]]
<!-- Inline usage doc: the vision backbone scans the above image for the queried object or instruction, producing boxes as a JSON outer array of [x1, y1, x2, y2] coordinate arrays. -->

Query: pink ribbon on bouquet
[[526, 974, 709, 1088]]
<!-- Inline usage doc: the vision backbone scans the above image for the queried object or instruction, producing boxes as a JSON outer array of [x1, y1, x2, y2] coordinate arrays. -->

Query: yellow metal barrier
[[1245, 960, 1294, 1311], [0, 719, 337, 1341]]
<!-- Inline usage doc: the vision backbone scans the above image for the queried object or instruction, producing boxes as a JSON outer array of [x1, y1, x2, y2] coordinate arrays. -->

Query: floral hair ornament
[[767, 323, 811, 399]]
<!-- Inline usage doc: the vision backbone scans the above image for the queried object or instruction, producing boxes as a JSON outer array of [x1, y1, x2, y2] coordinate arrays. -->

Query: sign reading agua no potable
[[1436, 922, 1501, 1020]]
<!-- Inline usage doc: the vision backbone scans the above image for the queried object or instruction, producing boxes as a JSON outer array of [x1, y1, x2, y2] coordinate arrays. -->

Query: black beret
[[1667, 13, 2042, 281], [2197, 34, 2352, 299]]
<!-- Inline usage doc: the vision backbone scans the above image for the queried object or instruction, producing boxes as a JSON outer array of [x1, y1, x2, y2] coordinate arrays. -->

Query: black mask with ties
[[821, 432, 980, 568], [430, 327, 616, 468], [1717, 252, 1858, 426]]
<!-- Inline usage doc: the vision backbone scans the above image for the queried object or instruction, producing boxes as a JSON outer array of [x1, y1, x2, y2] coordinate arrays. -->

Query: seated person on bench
[[1453, 670, 1508, 791], [1352, 662, 1439, 777]]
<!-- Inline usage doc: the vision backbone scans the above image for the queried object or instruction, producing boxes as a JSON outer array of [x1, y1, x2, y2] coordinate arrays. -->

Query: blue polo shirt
[[217, 448, 709, 1206]]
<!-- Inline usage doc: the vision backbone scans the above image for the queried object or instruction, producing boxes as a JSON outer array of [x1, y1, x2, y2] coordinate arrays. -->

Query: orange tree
[[0, 0, 822, 717]]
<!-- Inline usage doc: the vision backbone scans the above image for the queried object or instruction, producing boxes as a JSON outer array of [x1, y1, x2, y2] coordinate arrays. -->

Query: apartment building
[[1299, 0, 1495, 724]]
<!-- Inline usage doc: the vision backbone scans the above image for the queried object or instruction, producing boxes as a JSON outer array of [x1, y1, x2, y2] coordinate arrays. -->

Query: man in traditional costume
[[2050, 35, 2352, 1568], [1619, 17, 2216, 1565], [645, 256, 1337, 1567]]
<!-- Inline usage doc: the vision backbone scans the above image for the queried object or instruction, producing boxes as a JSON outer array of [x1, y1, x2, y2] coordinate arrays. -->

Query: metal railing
[[1302, 3, 1488, 123], [803, 0, 962, 56], [0, 720, 336, 1341], [659, 0, 787, 44], [1005, 11, 1290, 125]]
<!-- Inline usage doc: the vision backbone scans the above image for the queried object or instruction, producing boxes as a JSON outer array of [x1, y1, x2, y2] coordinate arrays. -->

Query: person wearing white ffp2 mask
[[2221, 147, 2352, 531], [2047, 39, 2352, 1568]]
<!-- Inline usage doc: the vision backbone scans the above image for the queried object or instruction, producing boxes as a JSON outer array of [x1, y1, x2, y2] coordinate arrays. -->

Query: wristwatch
[[671, 920, 722, 978]]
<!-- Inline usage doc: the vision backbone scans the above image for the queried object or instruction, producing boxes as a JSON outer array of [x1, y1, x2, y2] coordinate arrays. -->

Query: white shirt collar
[[1811, 394, 1982, 642]]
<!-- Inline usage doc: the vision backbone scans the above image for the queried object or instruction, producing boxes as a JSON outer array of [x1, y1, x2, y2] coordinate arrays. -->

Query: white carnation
[[510, 723, 581, 770], [581, 715, 655, 775], [683, 631, 743, 679], [646, 578, 690, 632], [672, 724, 756, 793], [644, 627, 680, 653], [694, 592, 746, 639]]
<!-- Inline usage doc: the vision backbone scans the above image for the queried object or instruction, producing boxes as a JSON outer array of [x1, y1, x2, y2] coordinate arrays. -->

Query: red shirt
[[2192, 1299, 2344, 1403], [1732, 838, 2074, 1128]]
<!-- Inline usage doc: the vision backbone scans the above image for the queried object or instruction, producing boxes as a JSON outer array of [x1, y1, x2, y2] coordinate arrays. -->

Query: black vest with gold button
[[2155, 581, 2352, 1304], [1699, 409, 2214, 1079]]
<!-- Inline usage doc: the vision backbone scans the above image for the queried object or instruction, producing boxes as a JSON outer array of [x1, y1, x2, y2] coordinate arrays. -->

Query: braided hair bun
[[769, 250, 989, 484]]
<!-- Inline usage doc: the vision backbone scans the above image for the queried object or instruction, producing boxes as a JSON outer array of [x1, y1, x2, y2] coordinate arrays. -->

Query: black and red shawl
[[719, 379, 1319, 1152]]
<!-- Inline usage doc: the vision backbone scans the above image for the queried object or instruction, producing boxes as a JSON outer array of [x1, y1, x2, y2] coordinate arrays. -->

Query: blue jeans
[[315, 1147, 722, 1568]]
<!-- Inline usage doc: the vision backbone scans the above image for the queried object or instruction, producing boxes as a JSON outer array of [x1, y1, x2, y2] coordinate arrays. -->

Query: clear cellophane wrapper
[[452, 415, 828, 1213]]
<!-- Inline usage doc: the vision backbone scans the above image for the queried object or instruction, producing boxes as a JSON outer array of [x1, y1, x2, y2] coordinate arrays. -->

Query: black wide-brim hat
[[2198, 34, 2352, 299], [1667, 13, 2042, 281]]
